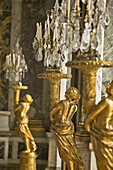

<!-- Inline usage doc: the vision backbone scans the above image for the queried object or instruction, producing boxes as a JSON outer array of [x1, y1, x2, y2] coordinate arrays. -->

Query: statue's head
[[106, 80, 113, 96], [65, 87, 80, 103], [23, 94, 33, 104]]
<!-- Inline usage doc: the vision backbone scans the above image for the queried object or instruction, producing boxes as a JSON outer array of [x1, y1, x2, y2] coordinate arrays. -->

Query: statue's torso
[[93, 98, 113, 130], [54, 100, 76, 122], [15, 102, 30, 123]]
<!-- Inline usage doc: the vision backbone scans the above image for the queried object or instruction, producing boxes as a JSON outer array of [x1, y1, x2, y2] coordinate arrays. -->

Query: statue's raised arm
[[50, 87, 85, 170]]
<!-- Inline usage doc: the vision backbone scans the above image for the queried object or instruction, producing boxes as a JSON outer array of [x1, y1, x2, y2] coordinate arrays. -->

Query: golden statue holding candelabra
[[50, 87, 85, 170], [8, 83, 37, 170], [85, 80, 113, 170], [4, 41, 37, 170], [15, 94, 37, 153]]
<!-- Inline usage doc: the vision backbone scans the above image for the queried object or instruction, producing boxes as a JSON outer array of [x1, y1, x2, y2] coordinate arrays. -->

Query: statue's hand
[[85, 119, 91, 132]]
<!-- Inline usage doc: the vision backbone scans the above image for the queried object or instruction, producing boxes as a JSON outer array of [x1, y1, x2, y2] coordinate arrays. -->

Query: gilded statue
[[14, 94, 37, 153], [85, 80, 113, 170], [50, 87, 85, 170]]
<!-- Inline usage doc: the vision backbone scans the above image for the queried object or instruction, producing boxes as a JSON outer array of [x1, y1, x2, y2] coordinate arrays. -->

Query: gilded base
[[19, 152, 37, 170]]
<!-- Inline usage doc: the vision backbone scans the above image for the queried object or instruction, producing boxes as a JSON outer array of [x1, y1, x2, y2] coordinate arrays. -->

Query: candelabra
[[33, 0, 110, 69], [3, 40, 28, 84]]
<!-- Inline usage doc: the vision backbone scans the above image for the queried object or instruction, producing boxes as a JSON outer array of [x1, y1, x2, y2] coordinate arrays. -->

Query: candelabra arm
[[66, 0, 71, 22]]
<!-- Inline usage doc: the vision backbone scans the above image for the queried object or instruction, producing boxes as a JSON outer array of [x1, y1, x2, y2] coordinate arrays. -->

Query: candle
[[76, 0, 80, 7], [53, 27, 56, 45], [47, 15, 50, 38], [66, 0, 70, 21], [36, 23, 40, 41], [9, 54, 11, 65], [88, 0, 91, 11], [18, 54, 20, 67], [6, 55, 9, 66], [45, 21, 47, 40], [40, 22, 42, 39], [13, 53, 15, 66], [55, 25, 58, 42]]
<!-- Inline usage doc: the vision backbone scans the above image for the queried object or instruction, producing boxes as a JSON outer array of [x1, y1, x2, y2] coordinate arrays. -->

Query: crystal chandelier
[[33, 0, 109, 69], [4, 41, 28, 83]]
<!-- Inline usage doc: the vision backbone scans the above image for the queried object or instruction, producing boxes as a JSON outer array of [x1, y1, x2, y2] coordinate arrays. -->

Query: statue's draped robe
[[51, 120, 84, 170], [15, 103, 36, 150], [91, 124, 113, 170]]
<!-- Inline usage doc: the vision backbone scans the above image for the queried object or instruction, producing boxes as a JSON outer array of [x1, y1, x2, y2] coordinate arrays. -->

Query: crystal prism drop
[[104, 9, 110, 26], [33, 38, 38, 50], [80, 23, 90, 52], [35, 48, 43, 62], [91, 29, 97, 50], [81, 0, 87, 4]]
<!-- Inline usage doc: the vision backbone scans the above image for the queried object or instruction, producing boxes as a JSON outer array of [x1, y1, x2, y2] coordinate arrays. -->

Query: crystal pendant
[[60, 0, 66, 19], [81, 0, 87, 4], [80, 23, 90, 52], [64, 47, 68, 60], [66, 25, 73, 48], [97, 0, 106, 12], [25, 64, 28, 72], [54, 0, 59, 13], [33, 38, 38, 50], [52, 54, 58, 67], [91, 29, 97, 50], [72, 30, 80, 52], [6, 70, 9, 79], [93, 9, 98, 28], [44, 51, 48, 66], [48, 52, 52, 67], [96, 16, 104, 55], [15, 73, 19, 82], [35, 48, 43, 62], [104, 9, 110, 26]]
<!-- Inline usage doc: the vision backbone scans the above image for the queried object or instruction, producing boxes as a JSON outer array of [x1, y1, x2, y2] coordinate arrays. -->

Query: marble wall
[[0, 0, 11, 110], [102, 0, 113, 96]]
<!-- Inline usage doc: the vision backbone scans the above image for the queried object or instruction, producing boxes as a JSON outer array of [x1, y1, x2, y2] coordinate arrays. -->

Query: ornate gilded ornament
[[50, 87, 85, 170], [85, 80, 113, 170]]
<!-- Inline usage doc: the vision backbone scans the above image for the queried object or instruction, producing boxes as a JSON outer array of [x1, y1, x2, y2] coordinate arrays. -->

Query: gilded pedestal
[[38, 72, 72, 110], [66, 59, 113, 142], [20, 152, 37, 170]]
